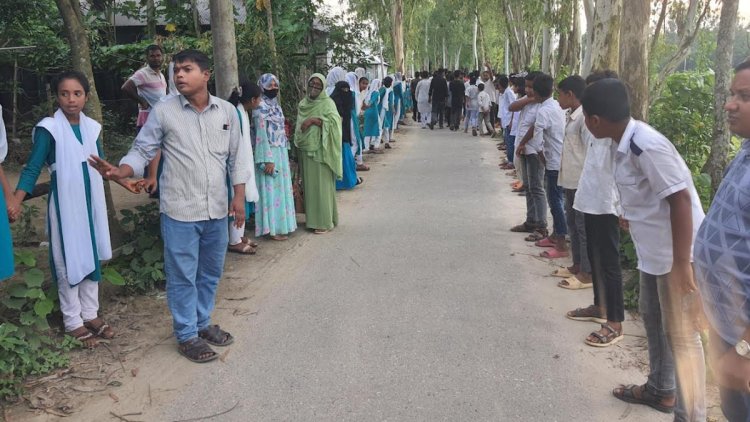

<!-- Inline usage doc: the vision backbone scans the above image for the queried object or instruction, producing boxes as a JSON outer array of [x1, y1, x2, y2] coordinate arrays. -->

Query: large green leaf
[[103, 267, 126, 286], [23, 269, 45, 288]]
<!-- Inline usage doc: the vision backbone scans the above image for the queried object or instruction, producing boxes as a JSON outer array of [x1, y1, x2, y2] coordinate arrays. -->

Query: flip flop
[[540, 249, 569, 258], [557, 276, 593, 290], [552, 268, 573, 278], [535, 237, 555, 248]]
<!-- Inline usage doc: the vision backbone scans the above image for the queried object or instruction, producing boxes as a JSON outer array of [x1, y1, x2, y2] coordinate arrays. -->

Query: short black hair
[[383, 76, 393, 87], [585, 69, 619, 85], [557, 75, 586, 99], [146, 44, 163, 55], [478, 83, 485, 92], [497, 74, 509, 89], [360, 76, 369, 82], [453, 70, 461, 79], [581, 79, 630, 123], [173, 49, 210, 71], [533, 74, 554, 98], [525, 71, 542, 82], [735, 60, 750, 73], [227, 79, 262, 106], [53, 70, 90, 95], [469, 75, 477, 85], [422, 70, 430, 78]]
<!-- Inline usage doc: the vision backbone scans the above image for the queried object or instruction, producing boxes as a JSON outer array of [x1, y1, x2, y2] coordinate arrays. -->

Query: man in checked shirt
[[90, 50, 251, 364]]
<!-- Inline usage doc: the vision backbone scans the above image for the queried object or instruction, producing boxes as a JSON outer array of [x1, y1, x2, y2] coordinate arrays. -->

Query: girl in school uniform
[[0, 106, 14, 281], [8, 71, 130, 347]]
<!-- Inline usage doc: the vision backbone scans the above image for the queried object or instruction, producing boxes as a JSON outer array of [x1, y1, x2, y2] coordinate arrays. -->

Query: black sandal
[[178, 337, 218, 363], [198, 325, 234, 347], [613, 384, 675, 413]]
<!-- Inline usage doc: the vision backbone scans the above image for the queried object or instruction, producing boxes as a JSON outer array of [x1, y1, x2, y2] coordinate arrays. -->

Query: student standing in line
[[693, 60, 750, 422], [498, 75, 517, 169], [294, 74, 342, 234], [363, 78, 383, 153], [92, 51, 251, 362], [0, 106, 15, 282], [583, 78, 706, 420], [226, 80, 262, 255], [379, 76, 395, 150], [10, 71, 125, 348], [345, 72, 369, 172], [476, 83, 495, 136], [529, 74, 567, 257], [330, 80, 361, 190]]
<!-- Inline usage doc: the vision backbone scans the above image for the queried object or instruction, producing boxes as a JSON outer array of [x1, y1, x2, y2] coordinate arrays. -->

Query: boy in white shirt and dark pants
[[476, 83, 495, 137], [583, 78, 706, 421]]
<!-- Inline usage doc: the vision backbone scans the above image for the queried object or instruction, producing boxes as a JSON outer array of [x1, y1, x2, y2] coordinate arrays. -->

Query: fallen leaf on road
[[219, 349, 231, 363], [109, 392, 120, 402], [131, 368, 139, 377]]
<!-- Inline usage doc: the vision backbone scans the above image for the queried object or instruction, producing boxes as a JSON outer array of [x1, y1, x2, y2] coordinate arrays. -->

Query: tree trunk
[[541, 0, 551, 73], [55, 0, 123, 243], [391, 0, 405, 73], [581, 0, 594, 76], [567, 0, 581, 74], [191, 0, 201, 37], [472, 11, 479, 70], [650, 0, 669, 54], [619, 0, 649, 121], [210, 0, 239, 99], [586, 0, 622, 75], [146, 0, 156, 38], [263, 0, 280, 73], [702, 0, 740, 193]]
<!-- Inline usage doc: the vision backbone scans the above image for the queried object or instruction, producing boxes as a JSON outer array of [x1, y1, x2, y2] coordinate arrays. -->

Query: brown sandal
[[241, 237, 259, 248], [68, 326, 98, 348], [613, 384, 675, 413], [228, 242, 256, 255], [585, 323, 624, 347], [84, 318, 115, 339], [566, 305, 606, 324]]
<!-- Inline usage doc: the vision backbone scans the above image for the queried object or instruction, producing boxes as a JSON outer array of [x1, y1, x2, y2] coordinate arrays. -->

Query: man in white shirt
[[531, 73, 567, 256], [415, 71, 432, 129], [476, 83, 495, 136], [584, 78, 706, 420], [480, 68, 497, 128]]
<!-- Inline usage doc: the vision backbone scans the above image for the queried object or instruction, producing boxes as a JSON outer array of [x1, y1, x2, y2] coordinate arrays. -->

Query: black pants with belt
[[584, 213, 624, 322]]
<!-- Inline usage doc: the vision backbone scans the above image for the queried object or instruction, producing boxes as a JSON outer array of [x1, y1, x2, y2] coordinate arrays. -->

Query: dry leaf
[[219, 349, 231, 363], [108, 392, 120, 402], [130, 368, 139, 377]]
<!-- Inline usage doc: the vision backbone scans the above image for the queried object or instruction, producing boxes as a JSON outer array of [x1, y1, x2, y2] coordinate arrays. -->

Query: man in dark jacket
[[428, 69, 448, 129], [448, 70, 466, 131], [410, 73, 420, 122]]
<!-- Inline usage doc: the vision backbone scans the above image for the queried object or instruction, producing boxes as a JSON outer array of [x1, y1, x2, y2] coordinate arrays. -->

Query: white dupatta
[[36, 109, 111, 286], [236, 104, 259, 203]]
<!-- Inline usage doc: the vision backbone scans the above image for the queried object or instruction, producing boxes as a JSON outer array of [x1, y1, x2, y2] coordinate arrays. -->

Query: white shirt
[[574, 131, 619, 216], [498, 86, 516, 127], [531, 97, 565, 170], [477, 91, 491, 112], [614, 119, 705, 276], [480, 78, 497, 103], [559, 106, 588, 189], [509, 111, 521, 136], [465, 85, 479, 110], [415, 79, 431, 103], [129, 66, 167, 109], [516, 101, 539, 148]]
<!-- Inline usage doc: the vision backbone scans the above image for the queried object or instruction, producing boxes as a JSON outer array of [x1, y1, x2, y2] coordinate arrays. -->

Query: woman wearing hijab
[[330, 81, 362, 190], [325, 67, 347, 96], [295, 74, 342, 234], [363, 78, 382, 154], [392, 73, 404, 133], [379, 76, 395, 149], [345, 72, 369, 172], [253, 74, 297, 241]]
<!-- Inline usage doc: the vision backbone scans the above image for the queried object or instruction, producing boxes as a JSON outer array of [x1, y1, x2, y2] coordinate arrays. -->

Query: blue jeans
[[504, 128, 515, 164], [544, 170, 567, 236], [161, 214, 228, 343], [710, 330, 750, 421], [640, 271, 706, 422]]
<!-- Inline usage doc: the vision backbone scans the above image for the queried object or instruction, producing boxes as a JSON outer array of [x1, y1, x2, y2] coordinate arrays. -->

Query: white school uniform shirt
[[516, 101, 540, 154], [480, 77, 496, 103], [465, 85, 480, 110], [559, 106, 588, 189], [573, 130, 620, 216], [614, 118, 705, 276], [498, 86, 516, 126], [530, 97, 565, 170], [477, 91, 491, 112], [509, 110, 521, 136]]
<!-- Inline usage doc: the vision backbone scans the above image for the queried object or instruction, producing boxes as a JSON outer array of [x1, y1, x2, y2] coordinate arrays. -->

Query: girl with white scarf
[[325, 67, 347, 96], [0, 106, 14, 282], [8, 71, 132, 347], [362, 78, 383, 153]]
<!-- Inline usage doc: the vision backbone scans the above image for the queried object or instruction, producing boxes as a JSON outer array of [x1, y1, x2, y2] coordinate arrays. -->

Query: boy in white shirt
[[583, 78, 706, 421], [476, 83, 495, 137]]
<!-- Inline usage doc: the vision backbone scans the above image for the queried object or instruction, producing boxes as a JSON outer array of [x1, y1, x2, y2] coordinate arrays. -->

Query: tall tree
[[702, 0, 740, 192], [583, 0, 622, 76], [210, 0, 239, 99], [619, 0, 649, 120], [392, 0, 405, 73]]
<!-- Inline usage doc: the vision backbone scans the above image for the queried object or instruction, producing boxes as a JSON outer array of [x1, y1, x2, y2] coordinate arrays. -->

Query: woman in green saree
[[294, 74, 343, 234]]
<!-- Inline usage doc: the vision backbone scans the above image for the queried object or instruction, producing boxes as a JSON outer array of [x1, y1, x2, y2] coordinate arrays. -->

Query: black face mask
[[264, 89, 279, 99]]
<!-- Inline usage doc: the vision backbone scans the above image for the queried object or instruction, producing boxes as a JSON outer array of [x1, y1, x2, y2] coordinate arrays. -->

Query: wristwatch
[[736, 339, 750, 359]]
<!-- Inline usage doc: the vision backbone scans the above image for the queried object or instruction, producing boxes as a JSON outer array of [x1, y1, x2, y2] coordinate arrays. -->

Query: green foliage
[[11, 204, 40, 247], [103, 202, 164, 294], [0, 0, 69, 73], [0, 249, 72, 399]]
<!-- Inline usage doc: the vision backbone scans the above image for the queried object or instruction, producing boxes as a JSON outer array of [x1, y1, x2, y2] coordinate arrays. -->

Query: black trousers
[[584, 213, 624, 322], [490, 102, 498, 127], [431, 99, 445, 126]]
